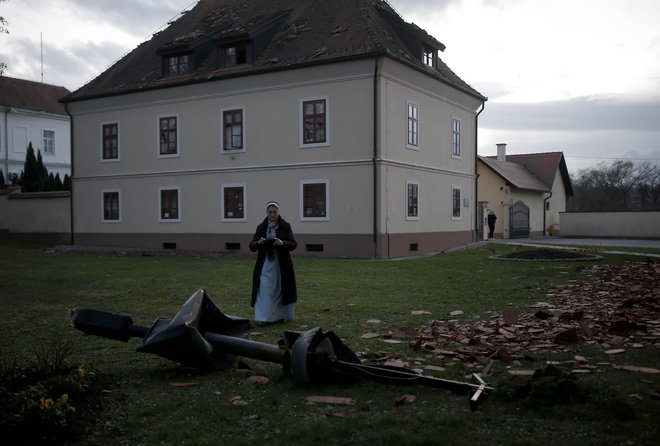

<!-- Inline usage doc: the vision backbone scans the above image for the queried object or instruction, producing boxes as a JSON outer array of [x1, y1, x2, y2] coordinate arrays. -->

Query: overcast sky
[[2, 0, 659, 173]]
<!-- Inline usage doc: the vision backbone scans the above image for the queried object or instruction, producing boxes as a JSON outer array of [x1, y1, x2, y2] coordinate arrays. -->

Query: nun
[[249, 201, 298, 325]]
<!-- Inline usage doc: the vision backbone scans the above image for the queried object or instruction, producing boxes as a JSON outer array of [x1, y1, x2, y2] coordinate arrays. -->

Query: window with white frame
[[101, 122, 119, 161], [423, 48, 435, 67], [407, 101, 419, 149], [158, 115, 179, 157], [301, 180, 329, 220], [159, 187, 180, 222], [221, 184, 246, 221], [406, 181, 419, 220], [222, 108, 244, 152], [102, 189, 121, 222], [43, 130, 55, 155], [301, 97, 329, 147], [452, 118, 461, 158], [452, 186, 461, 220]]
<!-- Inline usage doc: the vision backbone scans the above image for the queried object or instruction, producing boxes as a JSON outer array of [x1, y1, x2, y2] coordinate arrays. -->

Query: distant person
[[487, 211, 497, 239], [249, 201, 297, 325]]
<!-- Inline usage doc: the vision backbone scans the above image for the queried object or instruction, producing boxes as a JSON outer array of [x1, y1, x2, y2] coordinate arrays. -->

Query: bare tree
[[0, 0, 8, 76], [635, 162, 660, 210], [568, 160, 660, 212]]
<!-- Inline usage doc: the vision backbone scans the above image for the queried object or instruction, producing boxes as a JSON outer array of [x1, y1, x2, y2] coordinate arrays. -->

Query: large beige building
[[63, 0, 486, 258]]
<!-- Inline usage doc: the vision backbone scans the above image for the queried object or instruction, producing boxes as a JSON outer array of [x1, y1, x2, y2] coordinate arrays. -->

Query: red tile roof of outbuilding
[[0, 76, 70, 114]]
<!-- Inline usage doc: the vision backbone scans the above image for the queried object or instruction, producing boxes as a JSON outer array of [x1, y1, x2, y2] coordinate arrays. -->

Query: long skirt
[[254, 254, 294, 323]]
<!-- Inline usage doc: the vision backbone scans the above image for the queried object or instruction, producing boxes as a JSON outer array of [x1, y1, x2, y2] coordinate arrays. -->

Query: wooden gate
[[509, 200, 530, 238]]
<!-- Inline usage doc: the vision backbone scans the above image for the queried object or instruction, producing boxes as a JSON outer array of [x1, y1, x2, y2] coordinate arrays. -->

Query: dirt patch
[[490, 248, 602, 261]]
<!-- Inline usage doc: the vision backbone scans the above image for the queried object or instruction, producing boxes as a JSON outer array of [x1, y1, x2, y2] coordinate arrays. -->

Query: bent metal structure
[[72, 289, 491, 408]]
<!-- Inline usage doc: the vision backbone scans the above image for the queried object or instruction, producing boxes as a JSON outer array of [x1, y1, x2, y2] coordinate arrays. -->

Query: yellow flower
[[78, 365, 86, 378], [59, 394, 69, 405], [40, 397, 54, 409]]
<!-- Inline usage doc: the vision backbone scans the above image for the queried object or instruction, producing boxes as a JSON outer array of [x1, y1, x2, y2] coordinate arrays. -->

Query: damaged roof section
[[64, 0, 484, 102]]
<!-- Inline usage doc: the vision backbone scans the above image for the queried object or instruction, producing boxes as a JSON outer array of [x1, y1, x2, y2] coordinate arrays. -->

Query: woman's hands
[[258, 237, 284, 246]]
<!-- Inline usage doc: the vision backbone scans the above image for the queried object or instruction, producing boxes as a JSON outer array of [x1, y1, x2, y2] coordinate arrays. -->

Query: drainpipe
[[64, 101, 74, 245], [543, 191, 552, 236], [372, 56, 381, 259], [3, 107, 8, 183], [474, 101, 485, 241]]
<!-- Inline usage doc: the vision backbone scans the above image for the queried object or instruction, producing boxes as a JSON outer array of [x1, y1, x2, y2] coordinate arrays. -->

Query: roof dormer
[[217, 38, 253, 68], [376, 3, 445, 69], [214, 10, 289, 71], [162, 52, 192, 77], [422, 47, 437, 68]]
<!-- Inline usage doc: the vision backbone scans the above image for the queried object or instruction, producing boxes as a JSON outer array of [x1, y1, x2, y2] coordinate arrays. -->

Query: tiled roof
[[63, 0, 485, 102], [479, 156, 550, 192], [0, 76, 70, 114], [506, 152, 574, 196], [479, 152, 574, 196]]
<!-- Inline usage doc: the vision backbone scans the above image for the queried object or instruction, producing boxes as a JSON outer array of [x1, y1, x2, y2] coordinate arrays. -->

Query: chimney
[[496, 143, 507, 162]]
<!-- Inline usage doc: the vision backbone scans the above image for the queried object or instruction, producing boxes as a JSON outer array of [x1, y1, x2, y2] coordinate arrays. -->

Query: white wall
[[0, 188, 71, 236], [560, 212, 660, 238]]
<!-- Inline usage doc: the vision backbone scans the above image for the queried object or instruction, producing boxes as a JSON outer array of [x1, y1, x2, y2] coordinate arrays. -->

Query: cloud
[[477, 95, 660, 173], [480, 96, 660, 132], [389, 0, 456, 15], [399, 0, 660, 102], [479, 124, 660, 174], [61, 0, 193, 39], [47, 40, 129, 89], [0, 0, 192, 89]]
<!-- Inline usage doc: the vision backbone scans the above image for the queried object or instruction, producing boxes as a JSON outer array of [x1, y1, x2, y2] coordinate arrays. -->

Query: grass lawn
[[0, 236, 658, 445]]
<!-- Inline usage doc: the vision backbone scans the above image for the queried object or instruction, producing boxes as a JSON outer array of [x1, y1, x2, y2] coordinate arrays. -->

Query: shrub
[[0, 338, 99, 443]]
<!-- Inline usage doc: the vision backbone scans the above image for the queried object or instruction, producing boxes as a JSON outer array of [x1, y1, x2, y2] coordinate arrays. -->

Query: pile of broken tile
[[388, 261, 659, 377]]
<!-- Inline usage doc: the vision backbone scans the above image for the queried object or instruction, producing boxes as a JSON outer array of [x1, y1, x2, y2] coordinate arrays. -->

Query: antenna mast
[[40, 32, 43, 83]]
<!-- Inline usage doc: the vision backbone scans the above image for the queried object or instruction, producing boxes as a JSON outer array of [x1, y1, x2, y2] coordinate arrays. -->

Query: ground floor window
[[406, 181, 419, 220], [452, 186, 461, 220], [160, 187, 180, 221], [301, 180, 329, 220], [222, 184, 246, 221], [102, 190, 120, 222]]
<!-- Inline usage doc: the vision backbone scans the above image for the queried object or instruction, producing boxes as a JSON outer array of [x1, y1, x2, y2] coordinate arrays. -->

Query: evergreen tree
[[44, 172, 55, 191], [63, 174, 72, 191], [54, 173, 63, 191], [36, 149, 49, 191], [22, 143, 39, 192]]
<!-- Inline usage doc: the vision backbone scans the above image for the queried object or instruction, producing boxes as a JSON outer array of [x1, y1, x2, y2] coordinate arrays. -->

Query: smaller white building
[[477, 144, 573, 239], [0, 76, 71, 183]]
